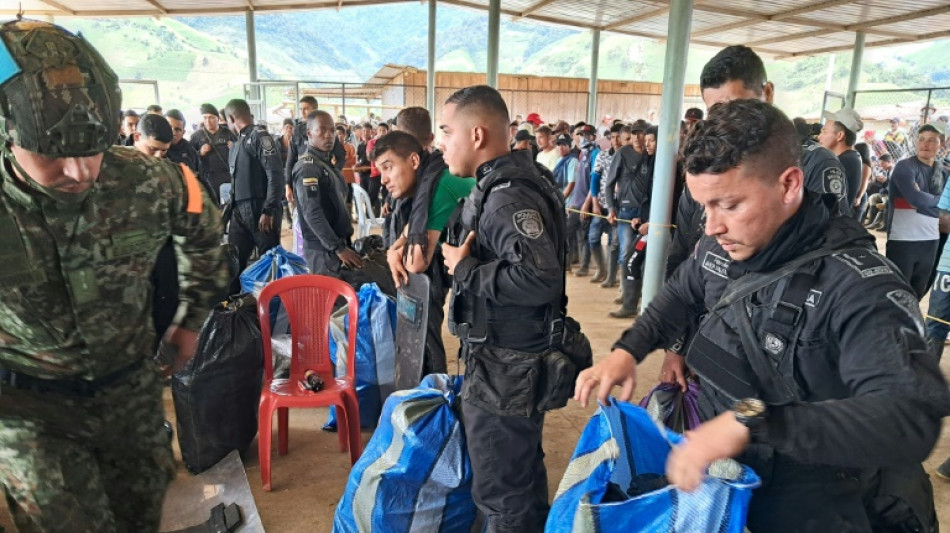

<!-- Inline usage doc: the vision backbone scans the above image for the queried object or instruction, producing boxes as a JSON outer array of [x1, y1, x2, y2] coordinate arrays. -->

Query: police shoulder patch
[[822, 167, 845, 198], [887, 289, 925, 336], [701, 250, 730, 279], [832, 249, 893, 278], [260, 134, 277, 156], [301, 177, 319, 186], [513, 209, 543, 239]]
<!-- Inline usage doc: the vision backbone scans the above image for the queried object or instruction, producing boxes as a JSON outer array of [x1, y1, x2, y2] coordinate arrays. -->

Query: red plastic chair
[[257, 274, 361, 491]]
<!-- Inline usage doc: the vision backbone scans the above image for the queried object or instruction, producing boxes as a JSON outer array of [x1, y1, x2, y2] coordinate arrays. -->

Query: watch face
[[735, 398, 766, 417]]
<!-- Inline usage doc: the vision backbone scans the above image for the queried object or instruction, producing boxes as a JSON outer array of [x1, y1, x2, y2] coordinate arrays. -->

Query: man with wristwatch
[[575, 100, 950, 532]]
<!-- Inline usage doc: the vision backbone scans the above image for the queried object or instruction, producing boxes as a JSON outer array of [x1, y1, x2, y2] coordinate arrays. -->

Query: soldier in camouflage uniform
[[0, 20, 227, 533]]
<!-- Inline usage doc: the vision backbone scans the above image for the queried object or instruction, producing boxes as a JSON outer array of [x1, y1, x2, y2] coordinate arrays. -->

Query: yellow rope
[[565, 208, 677, 229], [926, 314, 950, 327]]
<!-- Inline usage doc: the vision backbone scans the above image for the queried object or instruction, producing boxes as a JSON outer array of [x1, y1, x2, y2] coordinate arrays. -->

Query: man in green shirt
[[377, 107, 475, 374]]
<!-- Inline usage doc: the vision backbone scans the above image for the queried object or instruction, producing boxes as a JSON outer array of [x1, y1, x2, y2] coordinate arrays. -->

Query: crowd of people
[[0, 17, 948, 533]]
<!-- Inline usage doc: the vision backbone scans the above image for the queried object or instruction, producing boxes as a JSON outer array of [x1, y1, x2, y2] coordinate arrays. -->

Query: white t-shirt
[[536, 148, 560, 171]]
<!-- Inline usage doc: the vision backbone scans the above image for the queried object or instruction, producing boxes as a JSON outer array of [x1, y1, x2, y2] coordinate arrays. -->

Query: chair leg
[[335, 403, 350, 453], [343, 391, 363, 465], [278, 407, 289, 456], [259, 400, 274, 491]]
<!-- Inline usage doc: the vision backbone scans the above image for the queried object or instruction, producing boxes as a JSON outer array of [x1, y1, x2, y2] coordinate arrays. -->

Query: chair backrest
[[351, 183, 373, 229], [258, 274, 359, 383]]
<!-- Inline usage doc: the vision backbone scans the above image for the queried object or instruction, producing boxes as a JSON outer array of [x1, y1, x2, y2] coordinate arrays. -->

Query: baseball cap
[[684, 108, 704, 121], [514, 129, 535, 142], [920, 121, 947, 138], [576, 124, 595, 136], [525, 113, 543, 126], [555, 133, 572, 146], [822, 108, 863, 133], [630, 119, 651, 133]]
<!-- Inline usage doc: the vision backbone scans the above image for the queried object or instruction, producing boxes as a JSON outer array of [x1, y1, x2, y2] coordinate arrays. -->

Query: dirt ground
[[1, 232, 948, 532]]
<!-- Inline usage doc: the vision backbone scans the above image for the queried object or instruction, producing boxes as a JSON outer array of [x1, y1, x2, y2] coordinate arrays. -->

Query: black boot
[[590, 247, 607, 283], [609, 276, 642, 318], [601, 246, 620, 288]]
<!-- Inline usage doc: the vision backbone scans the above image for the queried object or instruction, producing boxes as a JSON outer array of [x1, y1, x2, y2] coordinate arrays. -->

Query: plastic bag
[[239, 245, 308, 294], [339, 236, 397, 297], [324, 283, 396, 429], [172, 294, 264, 474], [638, 381, 701, 434], [546, 400, 760, 533], [332, 374, 476, 533]]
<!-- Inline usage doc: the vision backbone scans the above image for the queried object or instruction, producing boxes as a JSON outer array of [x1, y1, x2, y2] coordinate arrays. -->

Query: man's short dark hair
[[123, 109, 139, 119], [362, 122, 373, 129], [644, 125, 659, 138], [335, 124, 346, 134], [445, 85, 510, 131], [137, 113, 173, 143], [880, 153, 893, 162], [620, 125, 633, 135], [377, 122, 390, 131], [700, 45, 767, 94], [282, 118, 294, 127], [299, 96, 318, 107], [395, 107, 433, 144], [535, 125, 552, 135], [224, 99, 252, 120], [370, 130, 423, 161], [306, 110, 333, 132], [164, 109, 185, 123], [681, 99, 800, 181], [146, 104, 162, 114], [833, 121, 857, 146], [609, 123, 624, 134]]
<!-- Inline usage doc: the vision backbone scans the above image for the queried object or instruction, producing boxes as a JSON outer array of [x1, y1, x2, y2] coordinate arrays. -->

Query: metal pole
[[845, 32, 865, 108], [427, 0, 437, 124], [342, 82, 347, 119], [640, 0, 694, 309], [153, 82, 160, 106], [587, 29, 601, 124], [245, 11, 259, 101], [925, 89, 933, 123], [487, 0, 500, 88]]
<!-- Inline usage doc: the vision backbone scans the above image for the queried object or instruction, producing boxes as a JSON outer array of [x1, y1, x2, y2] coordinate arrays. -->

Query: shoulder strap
[[202, 128, 230, 167]]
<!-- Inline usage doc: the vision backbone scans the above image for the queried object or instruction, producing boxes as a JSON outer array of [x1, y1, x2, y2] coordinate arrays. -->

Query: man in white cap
[[819, 108, 864, 215]]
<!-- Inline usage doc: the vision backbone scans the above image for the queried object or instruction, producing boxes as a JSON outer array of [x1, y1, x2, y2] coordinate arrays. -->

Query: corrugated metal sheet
[[3, 0, 948, 57]]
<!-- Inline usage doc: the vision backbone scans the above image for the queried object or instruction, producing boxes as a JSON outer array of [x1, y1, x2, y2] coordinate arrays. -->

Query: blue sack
[[332, 374, 476, 533], [239, 245, 308, 294], [325, 283, 396, 429], [546, 400, 760, 533]]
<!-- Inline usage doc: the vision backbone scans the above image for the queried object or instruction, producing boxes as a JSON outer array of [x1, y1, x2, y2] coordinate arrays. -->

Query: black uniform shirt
[[291, 147, 352, 252], [228, 125, 284, 215], [191, 126, 236, 187]]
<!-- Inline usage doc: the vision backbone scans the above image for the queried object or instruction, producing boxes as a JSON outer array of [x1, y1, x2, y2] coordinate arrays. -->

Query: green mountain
[[35, 4, 950, 122]]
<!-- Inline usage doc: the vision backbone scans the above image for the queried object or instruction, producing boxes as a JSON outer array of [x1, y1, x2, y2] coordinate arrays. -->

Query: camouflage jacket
[[0, 146, 228, 380]]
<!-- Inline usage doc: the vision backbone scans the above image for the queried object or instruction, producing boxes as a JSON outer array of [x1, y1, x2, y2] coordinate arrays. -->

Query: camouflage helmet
[[0, 19, 121, 157]]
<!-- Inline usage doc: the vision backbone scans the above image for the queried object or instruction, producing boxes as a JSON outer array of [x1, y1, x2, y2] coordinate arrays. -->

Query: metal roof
[[2, 0, 949, 58]]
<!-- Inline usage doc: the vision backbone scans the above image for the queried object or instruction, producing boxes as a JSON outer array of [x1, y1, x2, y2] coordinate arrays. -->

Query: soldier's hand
[[443, 232, 475, 275], [667, 412, 750, 492], [162, 326, 200, 377], [574, 348, 637, 408], [200, 144, 212, 156], [607, 211, 617, 226], [258, 214, 274, 233], [659, 351, 688, 392], [338, 248, 364, 269], [387, 245, 409, 288]]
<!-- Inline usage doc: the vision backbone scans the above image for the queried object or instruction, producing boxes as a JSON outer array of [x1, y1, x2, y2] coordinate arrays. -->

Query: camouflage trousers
[[0, 362, 175, 533]]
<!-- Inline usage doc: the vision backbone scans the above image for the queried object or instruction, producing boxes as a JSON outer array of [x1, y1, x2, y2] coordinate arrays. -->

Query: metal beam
[[144, 0, 168, 15], [602, 7, 669, 31], [848, 4, 950, 31], [487, 0, 500, 88], [744, 28, 836, 48], [427, 0, 436, 120], [587, 28, 600, 124], [246, 0, 255, 10], [37, 0, 74, 15], [845, 31, 864, 108], [642, 0, 693, 309], [691, 17, 761, 38], [776, 27, 950, 59], [519, 0, 559, 18]]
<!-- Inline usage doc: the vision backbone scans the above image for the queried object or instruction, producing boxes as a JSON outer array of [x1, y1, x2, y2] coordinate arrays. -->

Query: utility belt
[[0, 359, 144, 398], [460, 315, 591, 418]]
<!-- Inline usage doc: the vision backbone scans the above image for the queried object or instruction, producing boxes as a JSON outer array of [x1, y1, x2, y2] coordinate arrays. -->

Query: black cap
[[514, 129, 535, 142], [630, 119, 651, 133], [684, 107, 704, 121], [555, 133, 572, 146], [200, 103, 219, 116]]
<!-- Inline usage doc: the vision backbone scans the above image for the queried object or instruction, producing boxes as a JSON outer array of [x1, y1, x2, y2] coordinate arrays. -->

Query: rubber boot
[[609, 276, 642, 318], [590, 247, 607, 283], [575, 237, 592, 276], [869, 212, 885, 231], [600, 246, 620, 288], [937, 456, 950, 481]]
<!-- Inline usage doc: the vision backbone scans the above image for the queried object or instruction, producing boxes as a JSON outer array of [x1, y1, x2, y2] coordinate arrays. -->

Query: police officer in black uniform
[[291, 110, 362, 277], [659, 44, 851, 388], [576, 100, 950, 533], [224, 99, 285, 276], [441, 85, 567, 532], [192, 103, 236, 205], [284, 96, 346, 184]]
